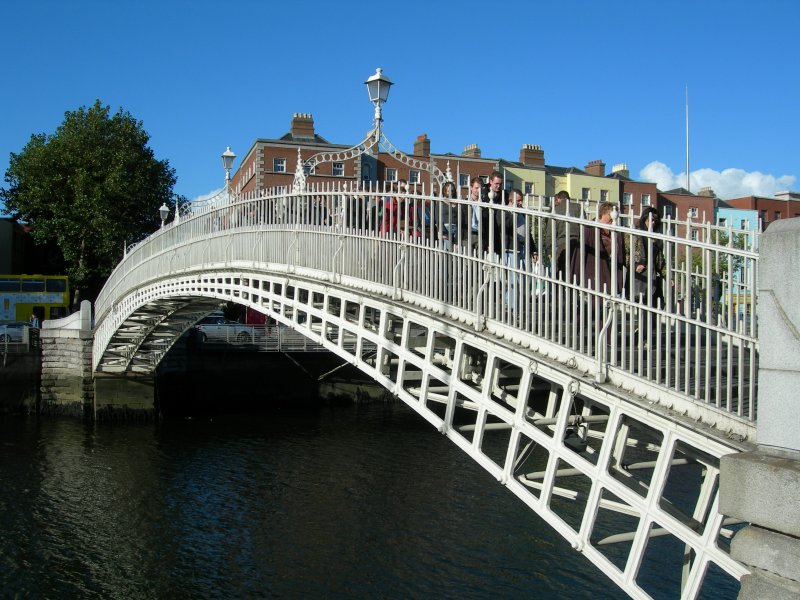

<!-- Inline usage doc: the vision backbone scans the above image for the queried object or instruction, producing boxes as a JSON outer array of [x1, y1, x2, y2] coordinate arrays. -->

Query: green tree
[[1, 100, 176, 305]]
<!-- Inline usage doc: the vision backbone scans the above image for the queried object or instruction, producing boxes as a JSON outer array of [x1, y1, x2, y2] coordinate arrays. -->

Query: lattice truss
[[95, 271, 749, 599]]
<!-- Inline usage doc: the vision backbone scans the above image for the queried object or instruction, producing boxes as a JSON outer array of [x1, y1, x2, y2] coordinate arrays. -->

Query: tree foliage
[[1, 100, 176, 303]]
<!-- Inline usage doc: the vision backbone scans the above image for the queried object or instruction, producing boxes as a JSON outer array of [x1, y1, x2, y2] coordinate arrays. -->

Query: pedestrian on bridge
[[547, 190, 582, 281], [571, 201, 624, 297]]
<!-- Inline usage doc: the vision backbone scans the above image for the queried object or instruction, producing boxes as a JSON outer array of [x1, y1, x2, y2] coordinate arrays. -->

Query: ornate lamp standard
[[364, 68, 392, 143], [222, 146, 236, 203], [293, 68, 449, 192], [158, 202, 170, 229]]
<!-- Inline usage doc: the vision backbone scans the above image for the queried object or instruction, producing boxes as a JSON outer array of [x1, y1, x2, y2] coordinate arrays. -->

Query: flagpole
[[686, 86, 690, 193]]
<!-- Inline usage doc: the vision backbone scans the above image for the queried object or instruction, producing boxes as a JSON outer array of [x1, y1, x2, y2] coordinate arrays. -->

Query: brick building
[[725, 191, 800, 231], [657, 187, 720, 239], [231, 114, 498, 196], [606, 163, 659, 225]]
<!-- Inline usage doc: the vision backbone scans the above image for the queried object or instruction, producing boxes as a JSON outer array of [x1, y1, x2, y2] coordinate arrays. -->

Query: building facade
[[725, 191, 800, 231], [230, 114, 499, 196]]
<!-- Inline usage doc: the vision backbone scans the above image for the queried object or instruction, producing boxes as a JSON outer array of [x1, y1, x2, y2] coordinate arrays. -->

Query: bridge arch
[[92, 186, 760, 598]]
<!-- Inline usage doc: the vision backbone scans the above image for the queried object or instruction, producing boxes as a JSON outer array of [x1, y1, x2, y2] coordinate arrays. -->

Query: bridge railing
[[95, 183, 759, 426]]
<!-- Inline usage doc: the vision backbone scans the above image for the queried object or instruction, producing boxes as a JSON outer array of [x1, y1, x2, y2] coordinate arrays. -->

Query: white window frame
[[690, 229, 698, 241], [641, 193, 651, 207], [332, 162, 344, 177], [600, 190, 609, 202], [689, 206, 698, 218], [459, 174, 470, 187], [524, 182, 533, 195], [718, 217, 727, 227], [408, 170, 420, 184], [273, 158, 286, 173], [385, 168, 398, 182], [622, 192, 633, 205], [581, 188, 591, 201]]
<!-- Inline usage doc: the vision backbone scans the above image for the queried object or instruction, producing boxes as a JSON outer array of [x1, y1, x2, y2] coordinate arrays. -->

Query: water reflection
[[1, 406, 642, 599]]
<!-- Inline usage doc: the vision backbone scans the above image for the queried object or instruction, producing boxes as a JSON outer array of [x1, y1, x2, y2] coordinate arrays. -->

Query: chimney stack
[[699, 186, 716, 197], [462, 143, 481, 158], [611, 163, 629, 178], [414, 134, 431, 156], [584, 159, 606, 177], [519, 143, 544, 166], [291, 113, 315, 139]]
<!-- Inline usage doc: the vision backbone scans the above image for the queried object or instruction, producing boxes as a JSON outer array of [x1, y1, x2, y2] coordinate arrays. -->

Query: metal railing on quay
[[95, 182, 760, 424]]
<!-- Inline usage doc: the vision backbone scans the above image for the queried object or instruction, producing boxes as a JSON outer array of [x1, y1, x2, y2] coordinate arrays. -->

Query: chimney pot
[[584, 160, 606, 177], [462, 143, 481, 158], [414, 133, 431, 156], [519, 143, 545, 166], [291, 113, 315, 139]]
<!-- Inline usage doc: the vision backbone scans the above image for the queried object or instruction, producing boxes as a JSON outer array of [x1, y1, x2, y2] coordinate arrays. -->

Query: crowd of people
[[215, 172, 668, 321]]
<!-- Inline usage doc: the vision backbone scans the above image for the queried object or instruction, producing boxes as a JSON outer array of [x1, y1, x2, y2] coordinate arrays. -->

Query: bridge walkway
[[89, 186, 761, 599]]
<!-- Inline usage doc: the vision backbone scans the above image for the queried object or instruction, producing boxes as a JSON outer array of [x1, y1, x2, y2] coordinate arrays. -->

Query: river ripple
[[0, 403, 699, 599]]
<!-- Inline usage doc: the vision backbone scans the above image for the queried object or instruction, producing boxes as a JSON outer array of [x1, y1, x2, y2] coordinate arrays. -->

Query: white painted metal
[[92, 184, 760, 599]]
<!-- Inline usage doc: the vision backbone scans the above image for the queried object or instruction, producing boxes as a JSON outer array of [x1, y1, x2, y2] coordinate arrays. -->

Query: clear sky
[[1, 0, 797, 206]]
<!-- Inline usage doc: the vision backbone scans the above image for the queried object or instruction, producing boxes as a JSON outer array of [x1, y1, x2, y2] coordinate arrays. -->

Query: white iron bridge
[[93, 185, 760, 599]]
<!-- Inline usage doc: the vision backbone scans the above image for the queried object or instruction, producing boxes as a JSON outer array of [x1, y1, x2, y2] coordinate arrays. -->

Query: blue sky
[[1, 0, 797, 206]]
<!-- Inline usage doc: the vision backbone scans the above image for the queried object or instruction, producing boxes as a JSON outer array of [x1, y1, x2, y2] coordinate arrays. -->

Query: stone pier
[[39, 300, 94, 417], [720, 218, 800, 599], [39, 300, 157, 419]]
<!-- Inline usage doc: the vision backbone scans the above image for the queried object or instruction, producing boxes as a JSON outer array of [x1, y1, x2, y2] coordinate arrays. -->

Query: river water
[[0, 401, 735, 599]]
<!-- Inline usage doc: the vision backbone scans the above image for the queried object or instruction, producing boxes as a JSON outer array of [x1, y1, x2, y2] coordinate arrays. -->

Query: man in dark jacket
[[479, 171, 506, 255]]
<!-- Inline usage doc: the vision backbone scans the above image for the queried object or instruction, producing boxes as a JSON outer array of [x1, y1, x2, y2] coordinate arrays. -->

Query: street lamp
[[293, 68, 446, 192], [159, 202, 170, 228], [364, 68, 393, 130], [222, 146, 236, 201]]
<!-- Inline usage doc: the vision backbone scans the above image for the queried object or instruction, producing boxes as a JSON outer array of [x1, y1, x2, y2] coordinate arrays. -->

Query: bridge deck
[[89, 186, 761, 599]]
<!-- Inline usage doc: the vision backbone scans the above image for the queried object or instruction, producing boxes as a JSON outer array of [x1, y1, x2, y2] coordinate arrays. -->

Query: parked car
[[191, 315, 261, 345], [0, 321, 30, 345]]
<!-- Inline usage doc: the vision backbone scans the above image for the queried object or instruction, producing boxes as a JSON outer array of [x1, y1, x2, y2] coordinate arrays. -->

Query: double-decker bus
[[0, 275, 70, 322]]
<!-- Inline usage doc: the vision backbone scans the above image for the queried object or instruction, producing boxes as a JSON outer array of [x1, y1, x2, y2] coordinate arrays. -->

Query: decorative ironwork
[[293, 68, 451, 192]]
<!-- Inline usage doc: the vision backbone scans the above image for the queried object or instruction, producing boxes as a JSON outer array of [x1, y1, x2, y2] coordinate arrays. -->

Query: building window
[[600, 190, 609, 202], [760, 210, 767, 222], [273, 158, 286, 173], [385, 168, 397, 182], [581, 188, 591, 201], [622, 192, 633, 205], [774, 211, 781, 221], [718, 217, 727, 227], [524, 182, 533, 195], [409, 170, 420, 184], [303, 163, 315, 175], [689, 206, 698, 218], [459, 174, 469, 187], [332, 162, 344, 177], [641, 194, 651, 207], [741, 219, 748, 229], [663, 205, 674, 217], [690, 229, 698, 241], [504, 179, 513, 191]]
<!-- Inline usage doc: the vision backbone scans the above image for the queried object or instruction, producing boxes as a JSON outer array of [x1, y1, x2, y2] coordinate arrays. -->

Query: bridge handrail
[[94, 183, 760, 424]]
